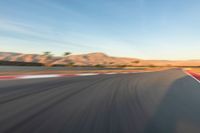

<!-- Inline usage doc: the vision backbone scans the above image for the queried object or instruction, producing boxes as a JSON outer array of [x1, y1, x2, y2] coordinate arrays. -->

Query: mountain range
[[0, 52, 199, 67]]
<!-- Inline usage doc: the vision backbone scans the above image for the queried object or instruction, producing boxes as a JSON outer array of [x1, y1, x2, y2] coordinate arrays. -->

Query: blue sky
[[0, 0, 200, 60]]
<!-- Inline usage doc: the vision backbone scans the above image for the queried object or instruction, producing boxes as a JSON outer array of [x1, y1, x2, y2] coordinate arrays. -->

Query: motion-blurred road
[[0, 69, 199, 133]]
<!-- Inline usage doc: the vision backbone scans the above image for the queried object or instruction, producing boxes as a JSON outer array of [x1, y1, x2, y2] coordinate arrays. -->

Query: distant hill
[[0, 52, 200, 67]]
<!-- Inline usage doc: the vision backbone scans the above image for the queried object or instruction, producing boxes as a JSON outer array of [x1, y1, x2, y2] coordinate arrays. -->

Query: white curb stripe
[[19, 74, 61, 79], [78, 73, 98, 76], [106, 73, 117, 75]]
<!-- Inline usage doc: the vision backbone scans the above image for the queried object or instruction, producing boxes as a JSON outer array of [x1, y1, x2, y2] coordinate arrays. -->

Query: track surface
[[0, 69, 199, 133]]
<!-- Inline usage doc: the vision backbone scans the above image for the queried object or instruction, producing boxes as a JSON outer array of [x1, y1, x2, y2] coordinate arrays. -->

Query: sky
[[0, 0, 200, 60]]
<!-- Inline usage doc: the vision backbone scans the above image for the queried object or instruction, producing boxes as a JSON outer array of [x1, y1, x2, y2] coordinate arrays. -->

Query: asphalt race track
[[0, 69, 200, 133]]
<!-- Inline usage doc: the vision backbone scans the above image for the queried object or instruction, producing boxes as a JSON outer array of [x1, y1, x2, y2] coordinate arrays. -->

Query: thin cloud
[[0, 18, 96, 49]]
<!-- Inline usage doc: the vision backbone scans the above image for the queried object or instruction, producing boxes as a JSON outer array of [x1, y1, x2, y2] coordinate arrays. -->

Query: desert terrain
[[0, 52, 200, 67]]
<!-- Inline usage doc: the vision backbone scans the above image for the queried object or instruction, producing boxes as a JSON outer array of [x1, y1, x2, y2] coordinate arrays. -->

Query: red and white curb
[[184, 70, 200, 83], [0, 70, 162, 81], [0, 72, 136, 80], [0, 73, 95, 80]]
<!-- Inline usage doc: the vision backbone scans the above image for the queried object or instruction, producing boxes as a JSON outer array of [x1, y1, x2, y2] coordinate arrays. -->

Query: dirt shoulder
[[187, 68, 200, 73]]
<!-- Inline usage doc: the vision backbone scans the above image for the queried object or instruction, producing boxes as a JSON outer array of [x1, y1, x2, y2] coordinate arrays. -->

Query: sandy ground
[[188, 68, 200, 73]]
